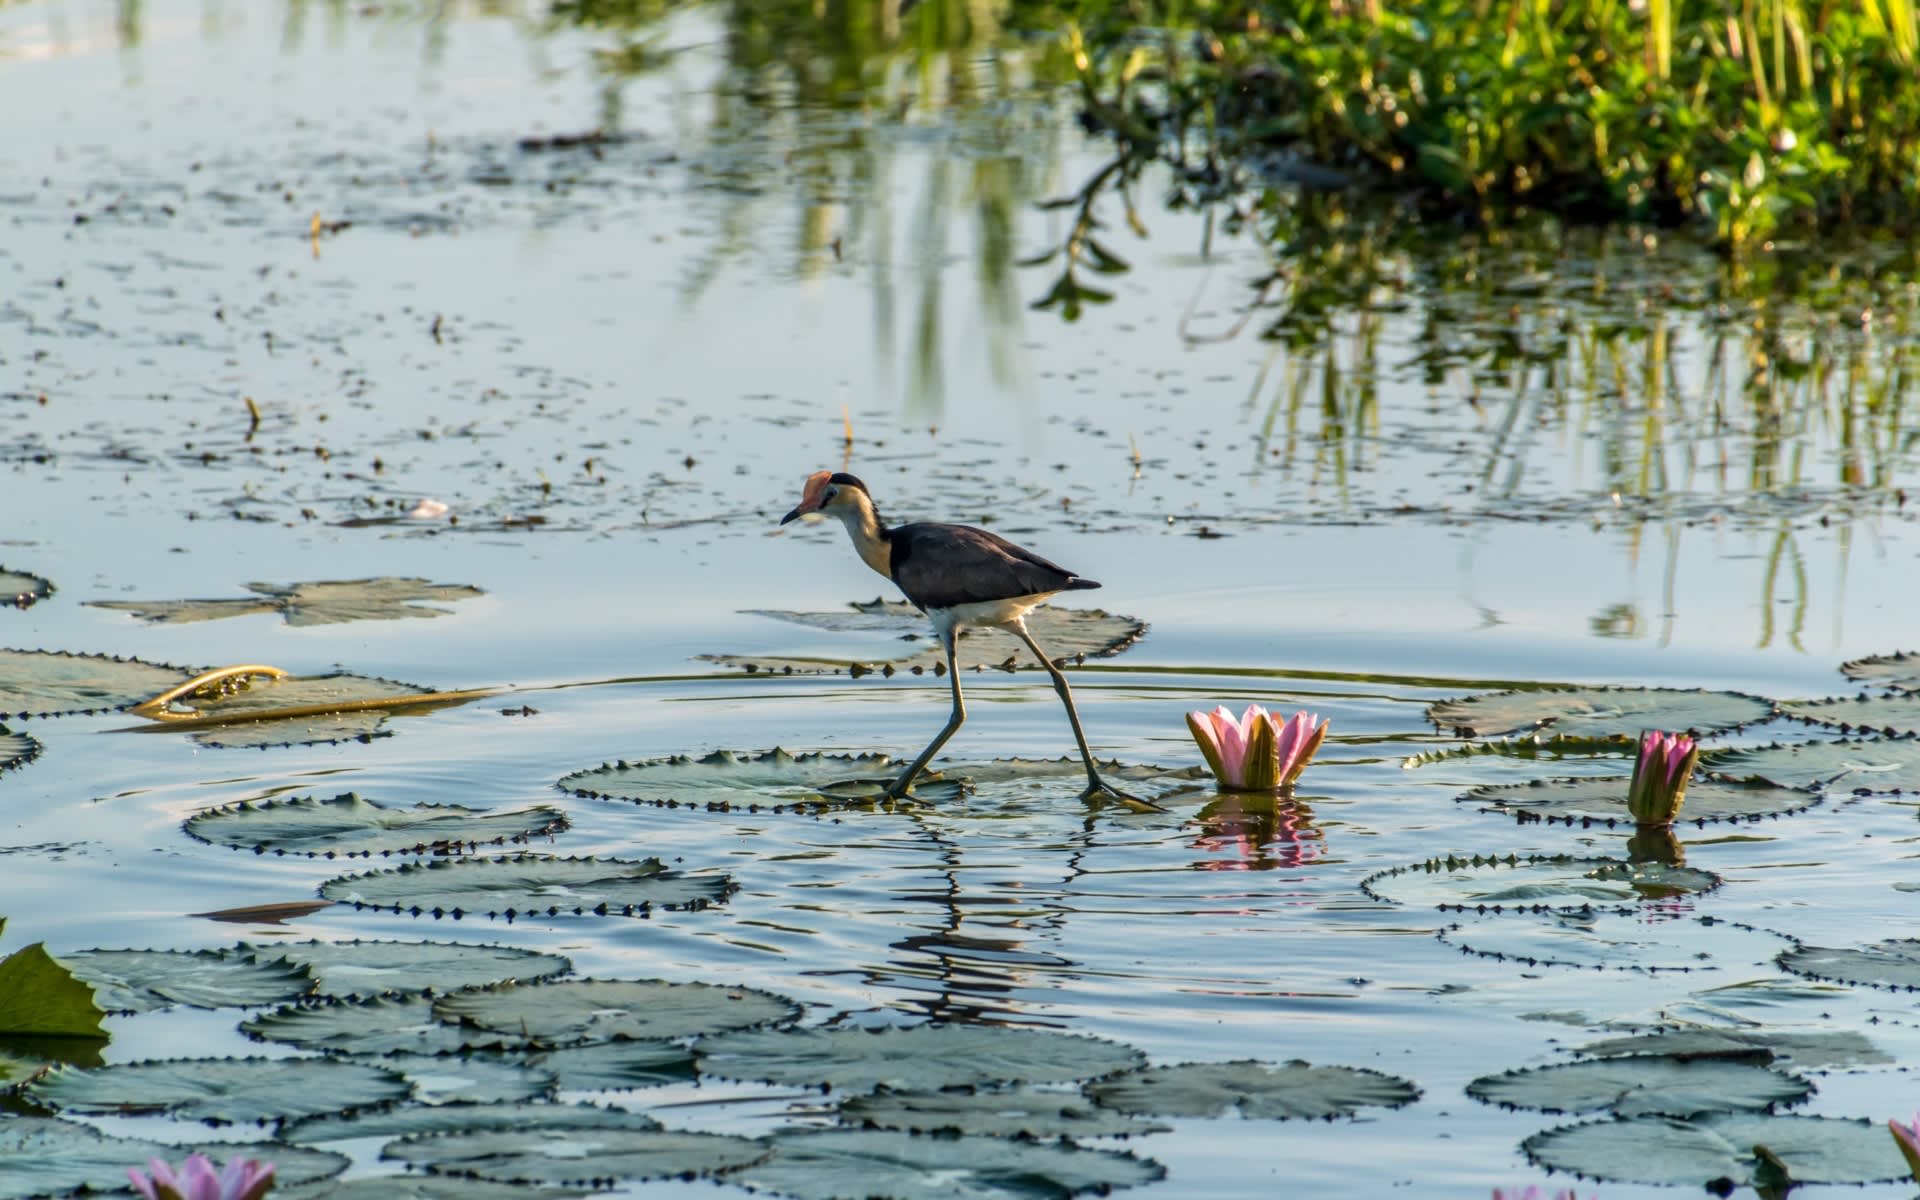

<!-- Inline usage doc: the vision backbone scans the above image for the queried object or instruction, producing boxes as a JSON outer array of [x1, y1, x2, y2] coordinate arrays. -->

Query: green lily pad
[[696, 1024, 1146, 1093], [1362, 854, 1722, 912], [1427, 687, 1775, 740], [1462, 775, 1817, 824], [1778, 939, 1920, 990], [26, 1055, 412, 1122], [278, 1177, 591, 1200], [1573, 1029, 1889, 1069], [521, 1039, 697, 1091], [178, 1143, 348, 1191], [243, 994, 507, 1056], [0, 943, 106, 1038], [161, 673, 443, 749], [0, 1116, 173, 1199], [1704, 738, 1920, 792], [188, 793, 569, 857], [59, 947, 314, 1013], [729, 1128, 1163, 1200], [436, 979, 799, 1047], [246, 939, 571, 999], [1783, 693, 1920, 735], [841, 1086, 1170, 1139], [0, 569, 53, 610], [356, 1052, 556, 1104], [1086, 1060, 1418, 1120], [88, 577, 485, 626], [1840, 650, 1920, 691], [385, 1127, 767, 1185], [0, 728, 36, 776], [281, 1100, 662, 1145], [561, 749, 1203, 812], [1523, 1113, 1908, 1185], [1440, 913, 1794, 973], [319, 854, 732, 919], [1466, 1056, 1812, 1117], [0, 648, 195, 718], [700, 598, 1145, 675]]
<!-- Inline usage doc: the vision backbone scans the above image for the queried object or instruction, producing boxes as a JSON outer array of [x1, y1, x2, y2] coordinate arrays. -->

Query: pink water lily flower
[[1186, 704, 1327, 791], [1626, 728, 1699, 826], [1491, 1188, 1595, 1200], [129, 1154, 275, 1200], [1891, 1113, 1920, 1180]]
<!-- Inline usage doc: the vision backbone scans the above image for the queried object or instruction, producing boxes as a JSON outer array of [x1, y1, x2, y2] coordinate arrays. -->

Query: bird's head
[[781, 470, 871, 525]]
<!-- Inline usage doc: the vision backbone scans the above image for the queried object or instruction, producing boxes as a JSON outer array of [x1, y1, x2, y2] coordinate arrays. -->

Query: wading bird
[[781, 470, 1143, 805]]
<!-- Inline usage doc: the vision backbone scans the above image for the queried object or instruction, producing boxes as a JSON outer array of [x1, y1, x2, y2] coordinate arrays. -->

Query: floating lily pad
[[700, 599, 1145, 675], [1086, 1060, 1418, 1120], [242, 995, 502, 1056], [696, 1024, 1145, 1093], [0, 1116, 172, 1199], [281, 1100, 661, 1145], [319, 854, 732, 919], [1840, 650, 1920, 691], [436, 979, 799, 1047], [358, 1052, 556, 1104], [0, 569, 53, 610], [279, 1177, 590, 1200], [1782, 693, 1920, 735], [0, 648, 194, 718], [1574, 1029, 1888, 1069], [1705, 738, 1920, 792], [1466, 1056, 1812, 1117], [188, 793, 569, 857], [88, 577, 485, 626], [1523, 1113, 1907, 1185], [1440, 913, 1794, 973], [522, 1039, 697, 1091], [1362, 854, 1722, 912], [179, 1143, 348, 1191], [0, 728, 37, 776], [561, 749, 1203, 812], [58, 948, 314, 1013], [1778, 940, 1920, 991], [385, 1127, 767, 1185], [246, 939, 571, 999], [841, 1086, 1170, 1139], [26, 1056, 412, 1122], [1427, 687, 1774, 740], [156, 673, 443, 749], [729, 1128, 1163, 1200], [1462, 775, 1817, 824]]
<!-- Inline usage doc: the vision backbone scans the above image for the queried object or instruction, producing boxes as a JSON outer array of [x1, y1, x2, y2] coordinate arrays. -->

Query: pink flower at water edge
[[1185, 704, 1328, 792], [1271, 708, 1328, 787], [1626, 728, 1699, 826], [1491, 1187, 1595, 1200], [1891, 1113, 1920, 1180], [128, 1154, 275, 1200]]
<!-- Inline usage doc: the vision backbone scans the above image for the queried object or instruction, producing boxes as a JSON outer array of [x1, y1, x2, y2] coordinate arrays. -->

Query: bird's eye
[[823, 487, 837, 502]]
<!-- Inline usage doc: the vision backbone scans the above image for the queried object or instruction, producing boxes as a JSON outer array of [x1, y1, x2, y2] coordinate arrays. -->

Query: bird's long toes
[[1081, 780, 1168, 814]]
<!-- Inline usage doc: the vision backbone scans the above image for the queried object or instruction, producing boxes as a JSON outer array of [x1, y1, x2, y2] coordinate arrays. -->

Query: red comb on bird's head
[[781, 470, 837, 525]]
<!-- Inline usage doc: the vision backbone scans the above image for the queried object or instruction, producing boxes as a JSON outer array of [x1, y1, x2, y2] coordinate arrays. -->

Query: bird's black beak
[[780, 505, 804, 525]]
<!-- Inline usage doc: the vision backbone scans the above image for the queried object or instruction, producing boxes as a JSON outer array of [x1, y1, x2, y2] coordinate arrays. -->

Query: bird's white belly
[[928, 594, 1057, 635]]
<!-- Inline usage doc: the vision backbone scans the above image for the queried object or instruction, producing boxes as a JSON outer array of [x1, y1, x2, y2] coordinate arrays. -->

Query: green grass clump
[[1037, 0, 1920, 248]]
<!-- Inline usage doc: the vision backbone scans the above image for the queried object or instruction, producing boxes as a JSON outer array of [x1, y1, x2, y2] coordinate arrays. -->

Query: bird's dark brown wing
[[887, 522, 1099, 612]]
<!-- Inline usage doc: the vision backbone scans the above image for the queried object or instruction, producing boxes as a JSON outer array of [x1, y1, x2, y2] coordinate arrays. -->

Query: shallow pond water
[[5, 3, 1920, 1198]]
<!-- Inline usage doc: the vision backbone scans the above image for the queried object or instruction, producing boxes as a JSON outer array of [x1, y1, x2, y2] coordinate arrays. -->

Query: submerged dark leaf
[[1427, 687, 1774, 740], [435, 978, 799, 1047], [1362, 854, 1721, 912], [88, 576, 484, 626], [1466, 1056, 1812, 1117], [319, 853, 732, 919], [696, 1024, 1146, 1093], [27, 1055, 411, 1122], [0, 648, 194, 718], [1523, 1114, 1907, 1185], [187, 792, 568, 857], [729, 1128, 1162, 1200], [1086, 1060, 1418, 1120], [700, 599, 1145, 675]]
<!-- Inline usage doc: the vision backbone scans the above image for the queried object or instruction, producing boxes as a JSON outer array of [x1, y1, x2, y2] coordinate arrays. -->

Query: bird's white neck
[[830, 490, 893, 579]]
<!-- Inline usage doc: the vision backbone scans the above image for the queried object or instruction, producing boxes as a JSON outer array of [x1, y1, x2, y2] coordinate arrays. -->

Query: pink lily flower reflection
[[1185, 704, 1328, 792], [1491, 1188, 1595, 1200], [129, 1154, 275, 1200], [1891, 1113, 1920, 1181], [1626, 729, 1700, 826]]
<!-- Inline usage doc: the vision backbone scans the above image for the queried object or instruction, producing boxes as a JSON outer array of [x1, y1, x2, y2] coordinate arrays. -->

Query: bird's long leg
[[1009, 619, 1163, 812], [886, 629, 965, 799]]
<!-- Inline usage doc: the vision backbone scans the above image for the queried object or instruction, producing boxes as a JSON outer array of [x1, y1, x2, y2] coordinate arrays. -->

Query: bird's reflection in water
[[1191, 792, 1326, 871]]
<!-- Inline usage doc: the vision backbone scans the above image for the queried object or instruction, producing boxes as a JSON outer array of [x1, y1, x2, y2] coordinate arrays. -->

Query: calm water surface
[[4, 3, 1920, 1197]]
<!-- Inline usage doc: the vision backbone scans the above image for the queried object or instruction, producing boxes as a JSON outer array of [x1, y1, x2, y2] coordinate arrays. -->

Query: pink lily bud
[[1891, 1113, 1920, 1181], [1626, 729, 1698, 826]]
